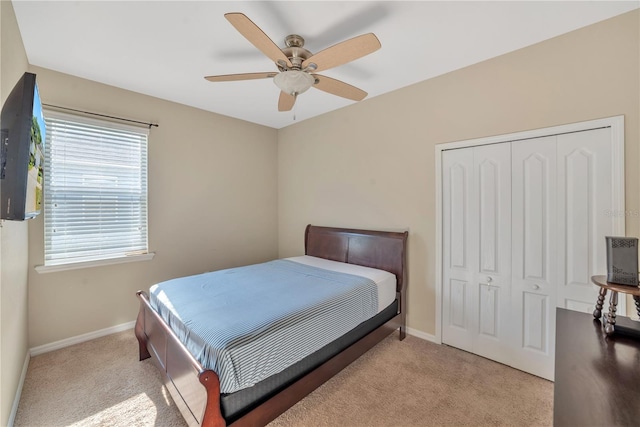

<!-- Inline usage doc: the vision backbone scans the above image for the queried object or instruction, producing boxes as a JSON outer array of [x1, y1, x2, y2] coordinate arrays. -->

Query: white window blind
[[44, 111, 149, 266]]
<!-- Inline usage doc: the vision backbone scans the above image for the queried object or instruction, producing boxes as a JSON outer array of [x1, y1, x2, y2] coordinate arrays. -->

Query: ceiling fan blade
[[313, 75, 367, 101], [278, 92, 296, 111], [302, 33, 381, 72], [225, 13, 292, 68], [204, 72, 277, 82]]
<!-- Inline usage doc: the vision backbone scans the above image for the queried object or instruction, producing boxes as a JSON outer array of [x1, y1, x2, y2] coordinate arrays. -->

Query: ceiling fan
[[205, 13, 381, 112]]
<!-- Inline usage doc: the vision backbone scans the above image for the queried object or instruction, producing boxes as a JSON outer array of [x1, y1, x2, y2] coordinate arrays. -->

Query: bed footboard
[[135, 291, 225, 427]]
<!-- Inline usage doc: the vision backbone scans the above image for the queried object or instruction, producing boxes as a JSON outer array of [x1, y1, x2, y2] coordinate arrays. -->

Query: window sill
[[35, 252, 155, 274]]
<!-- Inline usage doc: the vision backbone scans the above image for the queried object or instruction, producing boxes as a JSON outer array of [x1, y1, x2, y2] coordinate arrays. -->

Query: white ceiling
[[12, 1, 639, 129]]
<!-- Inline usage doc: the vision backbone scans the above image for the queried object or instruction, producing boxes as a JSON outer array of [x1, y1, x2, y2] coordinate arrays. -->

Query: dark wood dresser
[[554, 308, 640, 426]]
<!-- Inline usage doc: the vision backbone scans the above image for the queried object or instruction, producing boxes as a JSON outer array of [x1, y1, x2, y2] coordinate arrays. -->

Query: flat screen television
[[0, 72, 46, 220]]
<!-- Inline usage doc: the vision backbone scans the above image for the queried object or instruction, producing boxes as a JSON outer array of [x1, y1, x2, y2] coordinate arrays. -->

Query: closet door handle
[[532, 284, 540, 290]]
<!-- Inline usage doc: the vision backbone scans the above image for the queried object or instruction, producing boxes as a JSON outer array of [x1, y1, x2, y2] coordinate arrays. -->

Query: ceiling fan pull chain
[[293, 95, 297, 120]]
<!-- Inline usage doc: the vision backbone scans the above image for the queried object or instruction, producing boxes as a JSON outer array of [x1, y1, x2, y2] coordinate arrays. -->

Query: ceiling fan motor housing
[[284, 34, 305, 48], [280, 34, 313, 71]]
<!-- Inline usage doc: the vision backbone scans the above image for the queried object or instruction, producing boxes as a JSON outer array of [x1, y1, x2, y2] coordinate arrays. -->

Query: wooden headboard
[[304, 224, 408, 292]]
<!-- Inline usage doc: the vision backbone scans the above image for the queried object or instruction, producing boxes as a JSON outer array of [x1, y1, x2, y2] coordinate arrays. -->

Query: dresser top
[[554, 308, 640, 426]]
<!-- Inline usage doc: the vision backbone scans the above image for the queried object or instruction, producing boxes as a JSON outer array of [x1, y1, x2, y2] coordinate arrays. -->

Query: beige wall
[[278, 10, 640, 336], [26, 68, 279, 347], [1, 1, 30, 425]]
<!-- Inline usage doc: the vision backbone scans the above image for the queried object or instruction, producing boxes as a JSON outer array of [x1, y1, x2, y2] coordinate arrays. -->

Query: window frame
[[35, 109, 154, 273]]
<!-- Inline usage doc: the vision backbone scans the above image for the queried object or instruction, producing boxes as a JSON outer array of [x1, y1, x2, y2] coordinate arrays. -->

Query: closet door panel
[[523, 154, 549, 281], [449, 279, 468, 328], [472, 143, 511, 364], [511, 136, 557, 380], [522, 291, 549, 353], [479, 284, 500, 336], [556, 128, 623, 315], [442, 149, 475, 350]]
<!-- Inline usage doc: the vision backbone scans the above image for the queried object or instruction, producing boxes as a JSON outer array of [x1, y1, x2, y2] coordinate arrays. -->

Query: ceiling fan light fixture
[[274, 71, 315, 95]]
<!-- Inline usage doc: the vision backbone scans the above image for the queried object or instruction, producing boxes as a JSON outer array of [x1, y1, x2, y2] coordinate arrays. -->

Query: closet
[[441, 123, 624, 380]]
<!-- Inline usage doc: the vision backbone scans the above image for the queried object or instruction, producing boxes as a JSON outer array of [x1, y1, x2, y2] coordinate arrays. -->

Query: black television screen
[[1, 72, 46, 220]]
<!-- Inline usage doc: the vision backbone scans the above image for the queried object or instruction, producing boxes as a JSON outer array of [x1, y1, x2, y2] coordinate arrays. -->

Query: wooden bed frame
[[135, 224, 408, 427]]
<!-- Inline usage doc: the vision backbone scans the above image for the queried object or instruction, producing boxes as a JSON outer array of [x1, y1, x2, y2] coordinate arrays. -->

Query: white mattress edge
[[285, 255, 397, 313]]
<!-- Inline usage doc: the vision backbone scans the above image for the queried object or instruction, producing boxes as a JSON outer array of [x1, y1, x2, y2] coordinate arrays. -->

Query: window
[[42, 111, 149, 268]]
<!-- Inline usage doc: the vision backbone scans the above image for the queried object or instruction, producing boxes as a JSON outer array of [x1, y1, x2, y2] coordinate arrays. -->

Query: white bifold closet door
[[442, 127, 619, 380], [510, 136, 557, 380], [442, 142, 512, 366]]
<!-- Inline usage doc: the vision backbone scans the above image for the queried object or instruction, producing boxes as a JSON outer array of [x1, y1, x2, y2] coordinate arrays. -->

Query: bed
[[134, 224, 408, 427]]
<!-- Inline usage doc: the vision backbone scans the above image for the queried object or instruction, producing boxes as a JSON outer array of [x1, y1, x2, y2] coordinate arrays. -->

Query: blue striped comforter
[[149, 259, 379, 394]]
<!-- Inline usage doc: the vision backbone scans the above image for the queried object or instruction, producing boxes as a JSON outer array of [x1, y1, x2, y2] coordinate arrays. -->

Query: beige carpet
[[14, 330, 553, 426]]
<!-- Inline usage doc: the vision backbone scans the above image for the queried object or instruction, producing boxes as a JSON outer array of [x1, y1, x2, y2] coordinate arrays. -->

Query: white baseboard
[[7, 351, 30, 427], [30, 320, 136, 357], [407, 327, 439, 343]]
